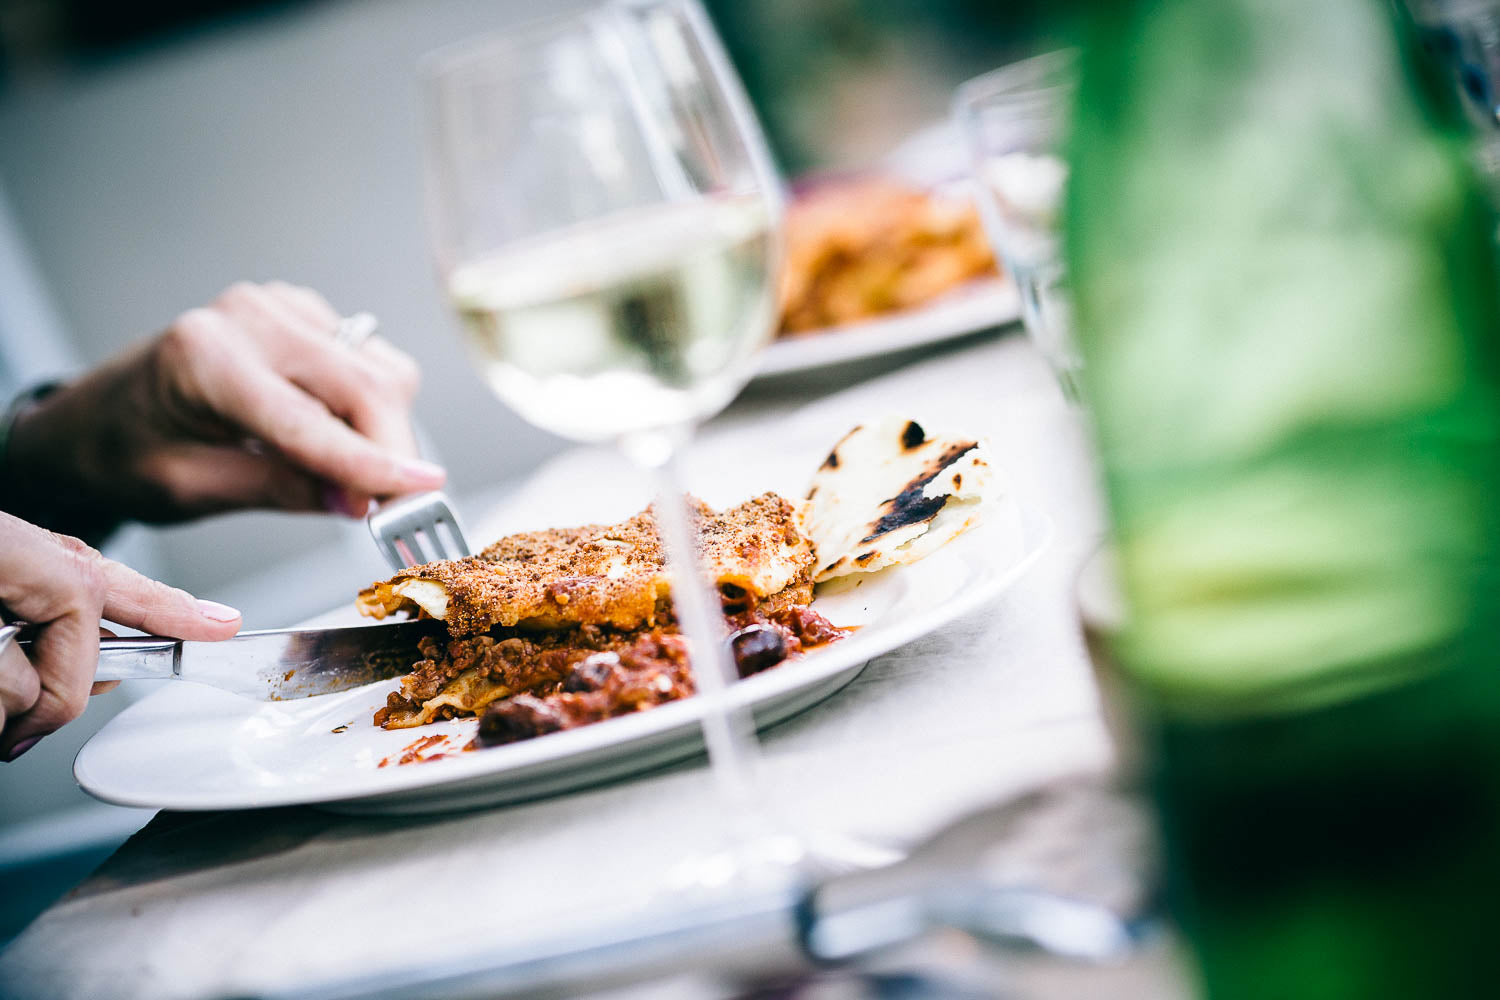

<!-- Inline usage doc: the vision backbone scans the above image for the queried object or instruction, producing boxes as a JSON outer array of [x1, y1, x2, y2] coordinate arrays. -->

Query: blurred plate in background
[[757, 276, 1019, 378]]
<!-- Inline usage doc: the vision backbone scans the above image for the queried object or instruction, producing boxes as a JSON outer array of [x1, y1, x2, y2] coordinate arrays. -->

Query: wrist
[[0, 378, 123, 544], [0, 380, 63, 467]]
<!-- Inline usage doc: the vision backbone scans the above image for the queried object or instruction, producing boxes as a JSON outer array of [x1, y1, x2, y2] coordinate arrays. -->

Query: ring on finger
[[333, 312, 379, 349]]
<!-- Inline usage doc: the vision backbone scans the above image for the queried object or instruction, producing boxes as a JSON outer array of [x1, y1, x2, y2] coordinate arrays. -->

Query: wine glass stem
[[622, 430, 769, 834]]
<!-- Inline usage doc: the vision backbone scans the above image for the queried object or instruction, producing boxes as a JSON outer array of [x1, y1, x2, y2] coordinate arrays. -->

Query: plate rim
[[756, 277, 1020, 378], [74, 508, 1053, 812]]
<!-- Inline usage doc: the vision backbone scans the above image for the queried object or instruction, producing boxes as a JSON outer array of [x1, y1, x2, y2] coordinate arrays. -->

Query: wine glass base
[[664, 829, 905, 897]]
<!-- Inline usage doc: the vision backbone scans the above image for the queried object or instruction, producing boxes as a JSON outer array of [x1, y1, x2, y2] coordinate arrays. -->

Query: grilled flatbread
[[803, 416, 995, 582]]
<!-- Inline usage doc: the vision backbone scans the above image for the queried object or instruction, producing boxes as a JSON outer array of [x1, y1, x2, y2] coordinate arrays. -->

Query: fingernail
[[321, 484, 359, 518], [399, 458, 446, 485], [196, 599, 242, 622], [6, 736, 41, 761]]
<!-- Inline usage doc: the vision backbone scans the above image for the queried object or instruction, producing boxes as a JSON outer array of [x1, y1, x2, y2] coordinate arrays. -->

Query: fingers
[[0, 623, 116, 758], [96, 557, 241, 641], [243, 285, 423, 458], [298, 340, 422, 453], [136, 442, 325, 515], [281, 337, 422, 460], [92, 627, 120, 695], [263, 281, 341, 329], [2, 607, 99, 760], [0, 639, 40, 736], [199, 358, 444, 499], [0, 512, 243, 760], [198, 282, 438, 502], [7, 279, 440, 530], [0, 515, 107, 757]]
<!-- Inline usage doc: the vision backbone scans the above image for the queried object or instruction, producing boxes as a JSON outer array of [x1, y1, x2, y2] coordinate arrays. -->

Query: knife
[[7, 619, 444, 701]]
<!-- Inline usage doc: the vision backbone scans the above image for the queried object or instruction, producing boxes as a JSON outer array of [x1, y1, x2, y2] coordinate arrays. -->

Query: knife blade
[[15, 619, 445, 701]]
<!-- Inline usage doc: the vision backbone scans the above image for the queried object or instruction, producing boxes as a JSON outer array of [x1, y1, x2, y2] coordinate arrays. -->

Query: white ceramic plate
[[755, 278, 1021, 378], [75, 501, 1049, 815]]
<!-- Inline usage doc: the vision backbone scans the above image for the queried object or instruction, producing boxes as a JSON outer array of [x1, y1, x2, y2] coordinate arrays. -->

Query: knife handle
[[12, 633, 181, 682]]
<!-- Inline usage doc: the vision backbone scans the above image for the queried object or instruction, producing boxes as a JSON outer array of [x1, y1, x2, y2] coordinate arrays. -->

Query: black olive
[[729, 624, 788, 678], [564, 653, 619, 692], [477, 695, 565, 746]]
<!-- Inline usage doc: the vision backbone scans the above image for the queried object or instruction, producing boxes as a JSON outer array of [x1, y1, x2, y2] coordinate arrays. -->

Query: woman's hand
[[3, 281, 445, 535], [0, 512, 242, 761]]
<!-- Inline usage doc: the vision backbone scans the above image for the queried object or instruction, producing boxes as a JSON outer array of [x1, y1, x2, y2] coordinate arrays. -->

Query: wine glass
[[955, 51, 1082, 403], [421, 0, 874, 885]]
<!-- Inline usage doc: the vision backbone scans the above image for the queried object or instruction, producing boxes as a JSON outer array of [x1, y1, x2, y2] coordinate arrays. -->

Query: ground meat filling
[[476, 633, 695, 746], [471, 604, 844, 747], [372, 626, 626, 728]]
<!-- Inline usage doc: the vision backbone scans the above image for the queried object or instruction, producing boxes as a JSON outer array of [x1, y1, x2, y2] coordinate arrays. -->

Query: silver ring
[[333, 312, 379, 349]]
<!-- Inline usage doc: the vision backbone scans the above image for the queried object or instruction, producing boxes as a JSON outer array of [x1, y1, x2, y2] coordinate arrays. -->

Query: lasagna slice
[[361, 493, 828, 731], [357, 493, 814, 635]]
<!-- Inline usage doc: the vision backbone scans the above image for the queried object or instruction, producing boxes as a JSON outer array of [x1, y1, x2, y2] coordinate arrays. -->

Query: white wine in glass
[[447, 197, 775, 441], [423, 0, 869, 883]]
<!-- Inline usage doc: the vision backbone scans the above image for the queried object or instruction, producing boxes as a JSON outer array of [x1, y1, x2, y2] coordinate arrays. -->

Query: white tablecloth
[[0, 333, 1127, 1000]]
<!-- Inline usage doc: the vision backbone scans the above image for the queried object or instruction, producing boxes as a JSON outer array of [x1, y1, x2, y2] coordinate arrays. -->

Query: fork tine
[[367, 491, 471, 571], [418, 513, 449, 561], [438, 507, 471, 558], [377, 535, 406, 570], [398, 530, 427, 566], [438, 520, 464, 561]]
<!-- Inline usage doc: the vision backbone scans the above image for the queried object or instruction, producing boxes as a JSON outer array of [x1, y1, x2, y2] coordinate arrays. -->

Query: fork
[[367, 491, 472, 570]]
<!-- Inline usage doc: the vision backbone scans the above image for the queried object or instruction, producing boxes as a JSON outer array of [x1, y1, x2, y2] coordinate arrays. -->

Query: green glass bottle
[[1068, 1, 1500, 997]]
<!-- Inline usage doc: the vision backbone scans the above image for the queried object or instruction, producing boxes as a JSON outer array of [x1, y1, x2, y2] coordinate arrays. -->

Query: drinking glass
[[1407, 1, 1500, 191], [1408, 0, 1500, 128], [955, 51, 1082, 402], [421, 0, 859, 884]]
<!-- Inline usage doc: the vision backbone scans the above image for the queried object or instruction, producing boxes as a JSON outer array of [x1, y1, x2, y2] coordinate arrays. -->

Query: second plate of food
[[759, 277, 1020, 378], [758, 177, 1020, 378]]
